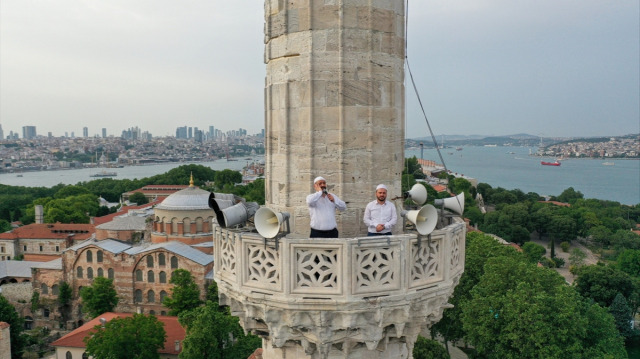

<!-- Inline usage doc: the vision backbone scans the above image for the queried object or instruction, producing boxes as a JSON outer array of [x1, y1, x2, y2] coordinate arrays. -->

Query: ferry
[[90, 170, 118, 177]]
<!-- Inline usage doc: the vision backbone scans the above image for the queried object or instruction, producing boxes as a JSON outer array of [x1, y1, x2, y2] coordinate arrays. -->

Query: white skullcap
[[314, 176, 326, 184], [376, 184, 388, 191]]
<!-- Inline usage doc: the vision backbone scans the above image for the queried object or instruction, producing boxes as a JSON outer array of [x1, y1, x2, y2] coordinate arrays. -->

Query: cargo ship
[[541, 160, 561, 166]]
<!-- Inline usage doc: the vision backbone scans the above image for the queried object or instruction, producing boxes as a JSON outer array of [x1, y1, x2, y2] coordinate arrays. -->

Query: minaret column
[[264, 0, 406, 237]]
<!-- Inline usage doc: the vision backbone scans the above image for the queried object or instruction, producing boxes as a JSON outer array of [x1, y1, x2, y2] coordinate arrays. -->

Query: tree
[[529, 206, 552, 239], [178, 301, 261, 359], [129, 192, 149, 205], [522, 242, 546, 264], [574, 265, 638, 308], [163, 269, 202, 316], [58, 281, 73, 322], [412, 336, 449, 359], [555, 187, 584, 204], [0, 295, 27, 359], [214, 169, 242, 190], [84, 314, 166, 359], [608, 293, 635, 340], [80, 277, 119, 318], [617, 249, 640, 277], [461, 256, 627, 358], [568, 248, 587, 268]]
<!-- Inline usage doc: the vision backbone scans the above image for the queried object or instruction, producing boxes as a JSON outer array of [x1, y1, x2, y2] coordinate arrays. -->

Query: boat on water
[[541, 161, 561, 166], [16, 174, 23, 177], [602, 162, 615, 166], [90, 170, 118, 177]]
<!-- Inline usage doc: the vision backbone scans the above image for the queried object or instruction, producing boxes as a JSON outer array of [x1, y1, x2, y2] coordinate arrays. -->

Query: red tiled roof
[[431, 184, 448, 193], [0, 223, 95, 241], [247, 348, 263, 359], [538, 201, 571, 207], [92, 199, 163, 226], [51, 312, 185, 355], [0, 322, 10, 329]]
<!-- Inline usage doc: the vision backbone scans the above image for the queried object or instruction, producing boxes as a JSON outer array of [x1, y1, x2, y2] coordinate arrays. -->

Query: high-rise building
[[22, 126, 37, 140], [0, 124, 4, 140], [176, 126, 188, 139], [83, 127, 88, 137], [102, 128, 107, 138]]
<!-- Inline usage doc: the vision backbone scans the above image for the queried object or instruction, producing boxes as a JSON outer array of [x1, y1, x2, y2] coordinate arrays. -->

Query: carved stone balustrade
[[214, 220, 466, 359]]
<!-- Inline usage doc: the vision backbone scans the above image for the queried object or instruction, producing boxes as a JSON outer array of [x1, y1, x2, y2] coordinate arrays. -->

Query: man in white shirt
[[363, 184, 397, 236], [306, 176, 347, 238]]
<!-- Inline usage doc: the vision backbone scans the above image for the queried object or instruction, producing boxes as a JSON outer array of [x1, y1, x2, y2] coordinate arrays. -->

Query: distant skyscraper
[[209, 126, 214, 139], [102, 128, 107, 138], [22, 126, 37, 140], [188, 127, 193, 139], [0, 124, 4, 140], [83, 127, 88, 137], [176, 126, 188, 139]]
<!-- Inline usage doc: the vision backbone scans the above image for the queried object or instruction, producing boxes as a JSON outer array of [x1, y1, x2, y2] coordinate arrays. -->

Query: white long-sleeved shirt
[[363, 200, 397, 233], [306, 191, 347, 231]]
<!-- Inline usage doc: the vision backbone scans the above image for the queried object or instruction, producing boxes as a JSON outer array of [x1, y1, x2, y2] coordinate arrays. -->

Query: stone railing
[[214, 222, 465, 305], [214, 220, 465, 357]]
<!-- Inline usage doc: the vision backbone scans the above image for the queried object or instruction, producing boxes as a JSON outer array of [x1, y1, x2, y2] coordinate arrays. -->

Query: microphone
[[322, 187, 328, 195]]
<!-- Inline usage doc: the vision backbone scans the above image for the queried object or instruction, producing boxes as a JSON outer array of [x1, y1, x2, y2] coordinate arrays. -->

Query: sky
[[1, 1, 638, 139]]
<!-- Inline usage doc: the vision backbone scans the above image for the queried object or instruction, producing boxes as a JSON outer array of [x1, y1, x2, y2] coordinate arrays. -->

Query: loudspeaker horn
[[404, 183, 428, 205], [404, 204, 438, 235], [434, 192, 465, 215], [217, 202, 260, 228], [255, 207, 290, 239]]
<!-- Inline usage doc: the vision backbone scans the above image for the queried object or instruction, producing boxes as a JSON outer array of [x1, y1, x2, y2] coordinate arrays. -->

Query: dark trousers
[[310, 228, 339, 238], [367, 232, 392, 236]]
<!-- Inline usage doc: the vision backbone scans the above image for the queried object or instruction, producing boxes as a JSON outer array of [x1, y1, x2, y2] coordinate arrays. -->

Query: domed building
[[150, 176, 215, 245]]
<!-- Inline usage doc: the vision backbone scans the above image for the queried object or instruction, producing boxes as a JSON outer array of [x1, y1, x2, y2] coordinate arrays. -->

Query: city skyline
[[1, 1, 638, 138]]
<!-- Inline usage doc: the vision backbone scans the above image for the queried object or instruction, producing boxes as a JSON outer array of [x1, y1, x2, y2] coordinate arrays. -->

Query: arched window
[[134, 289, 142, 303], [77, 267, 83, 278], [158, 253, 166, 266], [41, 283, 48, 295], [170, 256, 178, 269], [196, 217, 204, 233], [161, 311, 167, 315], [148, 271, 155, 283], [160, 290, 168, 303], [52, 284, 59, 295], [87, 268, 94, 279], [149, 310, 156, 315], [97, 268, 104, 277], [148, 290, 155, 303], [108, 268, 114, 279], [135, 270, 143, 281], [172, 218, 179, 235], [86, 250, 93, 263], [183, 218, 191, 234], [66, 351, 72, 359], [159, 271, 167, 283], [97, 250, 103, 263], [43, 308, 50, 318], [147, 255, 154, 268]]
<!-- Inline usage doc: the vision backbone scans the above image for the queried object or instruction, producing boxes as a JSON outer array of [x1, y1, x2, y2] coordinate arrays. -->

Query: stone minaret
[[264, 0, 405, 237]]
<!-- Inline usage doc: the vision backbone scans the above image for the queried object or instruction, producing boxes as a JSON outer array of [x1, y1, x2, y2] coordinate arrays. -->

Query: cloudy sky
[[1, 1, 638, 139]]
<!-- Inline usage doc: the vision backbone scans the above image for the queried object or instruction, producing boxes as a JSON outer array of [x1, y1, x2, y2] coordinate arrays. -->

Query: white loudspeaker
[[218, 202, 260, 228], [434, 192, 465, 215], [404, 204, 438, 235], [212, 192, 236, 201], [255, 207, 290, 239], [405, 183, 428, 205]]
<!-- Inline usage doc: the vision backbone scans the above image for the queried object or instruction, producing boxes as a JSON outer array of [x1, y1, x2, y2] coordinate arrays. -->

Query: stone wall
[[0, 282, 32, 302]]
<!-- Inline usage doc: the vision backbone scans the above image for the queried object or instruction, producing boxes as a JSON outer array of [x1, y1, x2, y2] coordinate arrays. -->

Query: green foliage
[[608, 293, 635, 340], [0, 295, 27, 359], [548, 214, 578, 242], [213, 169, 242, 190], [431, 232, 522, 345], [560, 241, 571, 252], [80, 277, 119, 319], [569, 248, 587, 267], [129, 192, 149, 205], [617, 249, 640, 277], [574, 265, 638, 308], [163, 269, 202, 316], [58, 281, 73, 322], [412, 336, 450, 359], [0, 219, 11, 233], [53, 185, 92, 199], [461, 256, 627, 358], [30, 291, 40, 312], [223, 178, 265, 205], [42, 193, 101, 223], [522, 242, 546, 264], [178, 301, 261, 359], [404, 156, 425, 179], [84, 314, 167, 359], [555, 187, 584, 204]]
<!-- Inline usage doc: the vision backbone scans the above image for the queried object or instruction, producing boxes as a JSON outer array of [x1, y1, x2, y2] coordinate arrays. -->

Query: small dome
[[155, 186, 212, 211]]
